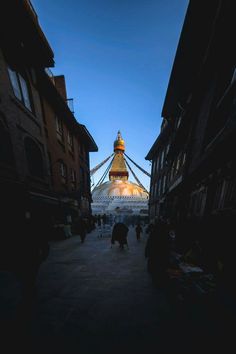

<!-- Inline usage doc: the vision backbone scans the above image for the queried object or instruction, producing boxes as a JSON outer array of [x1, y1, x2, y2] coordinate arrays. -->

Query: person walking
[[111, 222, 129, 250], [135, 223, 143, 241], [74, 217, 87, 243], [97, 215, 102, 238], [79, 218, 87, 243], [102, 213, 107, 225], [97, 215, 102, 227]]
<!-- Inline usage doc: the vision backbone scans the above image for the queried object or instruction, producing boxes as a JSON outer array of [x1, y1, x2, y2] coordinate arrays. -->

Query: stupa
[[91, 131, 149, 216]]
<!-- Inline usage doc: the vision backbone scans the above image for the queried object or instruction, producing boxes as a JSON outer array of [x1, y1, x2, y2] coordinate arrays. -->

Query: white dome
[[92, 180, 149, 199]]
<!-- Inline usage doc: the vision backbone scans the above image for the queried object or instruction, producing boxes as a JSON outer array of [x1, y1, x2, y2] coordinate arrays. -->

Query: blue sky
[[32, 0, 189, 190]]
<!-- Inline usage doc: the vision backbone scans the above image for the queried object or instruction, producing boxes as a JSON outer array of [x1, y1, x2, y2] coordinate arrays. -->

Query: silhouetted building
[[146, 1, 236, 239]]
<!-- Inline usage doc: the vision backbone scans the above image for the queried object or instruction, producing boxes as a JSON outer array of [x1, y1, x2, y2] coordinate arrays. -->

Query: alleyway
[[1, 226, 233, 354], [30, 226, 173, 353]]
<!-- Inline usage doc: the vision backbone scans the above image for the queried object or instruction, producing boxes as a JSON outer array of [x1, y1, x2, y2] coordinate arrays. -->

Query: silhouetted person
[[77, 217, 87, 243], [145, 219, 171, 286], [96, 215, 103, 238], [91, 215, 96, 230], [102, 213, 107, 225], [73, 216, 87, 242], [135, 223, 142, 241], [111, 222, 129, 249], [97, 215, 102, 227]]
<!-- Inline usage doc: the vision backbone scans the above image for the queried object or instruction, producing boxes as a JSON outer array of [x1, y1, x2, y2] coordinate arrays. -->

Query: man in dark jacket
[[135, 223, 143, 241], [111, 222, 129, 249]]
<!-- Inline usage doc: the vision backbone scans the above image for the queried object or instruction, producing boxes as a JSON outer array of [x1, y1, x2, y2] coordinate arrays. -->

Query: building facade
[[146, 0, 236, 252], [0, 0, 97, 237]]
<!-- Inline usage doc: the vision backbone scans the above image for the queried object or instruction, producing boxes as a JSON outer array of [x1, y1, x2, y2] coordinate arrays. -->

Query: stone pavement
[[0, 226, 234, 353], [31, 226, 172, 354]]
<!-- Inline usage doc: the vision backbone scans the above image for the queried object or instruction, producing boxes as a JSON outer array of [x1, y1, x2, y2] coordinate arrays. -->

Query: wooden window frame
[[8, 66, 34, 112]]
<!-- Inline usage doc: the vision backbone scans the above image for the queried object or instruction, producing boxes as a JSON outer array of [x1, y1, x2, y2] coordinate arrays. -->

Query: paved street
[[1, 226, 233, 354], [30, 226, 173, 354]]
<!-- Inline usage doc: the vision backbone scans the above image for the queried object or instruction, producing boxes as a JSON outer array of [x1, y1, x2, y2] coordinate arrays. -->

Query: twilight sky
[[32, 0, 189, 191]]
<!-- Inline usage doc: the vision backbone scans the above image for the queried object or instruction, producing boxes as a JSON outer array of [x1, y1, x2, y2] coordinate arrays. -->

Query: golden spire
[[113, 130, 125, 152], [109, 131, 128, 181]]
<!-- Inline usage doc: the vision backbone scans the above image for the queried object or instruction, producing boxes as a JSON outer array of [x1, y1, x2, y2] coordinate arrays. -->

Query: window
[[195, 190, 205, 215], [60, 161, 67, 180], [68, 130, 74, 151], [155, 157, 159, 174], [160, 150, 164, 169], [170, 162, 175, 180], [166, 144, 170, 155], [163, 175, 166, 194], [24, 137, 44, 178], [71, 168, 76, 190], [213, 179, 235, 211], [176, 115, 182, 129], [71, 168, 76, 182], [8, 66, 33, 112], [189, 188, 207, 217], [56, 116, 64, 142], [182, 152, 186, 165], [176, 155, 181, 174]]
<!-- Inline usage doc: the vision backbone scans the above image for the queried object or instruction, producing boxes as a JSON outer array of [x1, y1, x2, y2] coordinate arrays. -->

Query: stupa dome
[[92, 180, 149, 199]]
